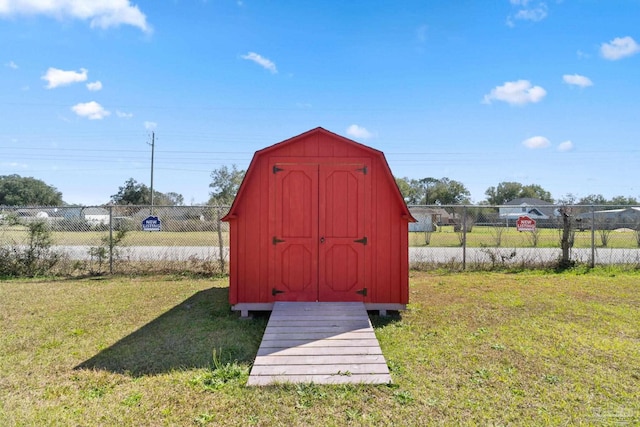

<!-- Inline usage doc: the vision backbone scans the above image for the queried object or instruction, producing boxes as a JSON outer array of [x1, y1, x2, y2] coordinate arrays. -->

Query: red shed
[[222, 127, 415, 316]]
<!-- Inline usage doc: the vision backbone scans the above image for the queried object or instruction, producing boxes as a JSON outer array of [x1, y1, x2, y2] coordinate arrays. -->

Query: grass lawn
[[1, 271, 638, 426]]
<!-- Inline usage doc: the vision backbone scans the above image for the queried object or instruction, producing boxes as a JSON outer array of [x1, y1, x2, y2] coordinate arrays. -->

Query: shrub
[[0, 219, 60, 277]]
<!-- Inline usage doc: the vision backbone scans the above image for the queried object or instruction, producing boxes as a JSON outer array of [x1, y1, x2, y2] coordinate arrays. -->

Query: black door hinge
[[353, 236, 368, 245]]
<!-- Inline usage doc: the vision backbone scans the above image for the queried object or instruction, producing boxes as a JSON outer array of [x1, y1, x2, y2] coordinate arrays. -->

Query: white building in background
[[83, 207, 109, 225], [576, 207, 640, 230], [499, 198, 558, 220]]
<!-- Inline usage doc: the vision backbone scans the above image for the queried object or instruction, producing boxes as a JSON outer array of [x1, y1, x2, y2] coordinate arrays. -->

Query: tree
[[485, 182, 520, 205], [395, 177, 420, 204], [577, 194, 607, 205], [110, 178, 184, 206], [419, 177, 440, 205], [161, 191, 184, 206], [558, 205, 575, 268], [395, 177, 469, 205], [430, 177, 471, 205], [485, 181, 553, 205], [111, 178, 151, 205], [520, 184, 553, 202], [208, 165, 245, 205], [577, 194, 638, 206], [557, 193, 578, 205], [0, 174, 63, 206], [609, 195, 639, 206]]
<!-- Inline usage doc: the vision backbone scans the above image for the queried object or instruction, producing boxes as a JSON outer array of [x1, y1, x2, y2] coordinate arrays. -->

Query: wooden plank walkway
[[248, 301, 391, 386]]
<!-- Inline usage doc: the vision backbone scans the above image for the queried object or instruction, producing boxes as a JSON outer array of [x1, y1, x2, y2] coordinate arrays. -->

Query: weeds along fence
[[1, 204, 640, 276]]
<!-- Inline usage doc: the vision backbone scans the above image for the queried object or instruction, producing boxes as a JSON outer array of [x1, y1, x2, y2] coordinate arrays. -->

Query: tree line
[[396, 177, 638, 206], [0, 166, 245, 207], [1, 170, 638, 207]]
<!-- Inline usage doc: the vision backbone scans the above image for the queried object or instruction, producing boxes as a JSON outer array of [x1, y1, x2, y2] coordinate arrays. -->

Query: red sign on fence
[[516, 215, 536, 232]]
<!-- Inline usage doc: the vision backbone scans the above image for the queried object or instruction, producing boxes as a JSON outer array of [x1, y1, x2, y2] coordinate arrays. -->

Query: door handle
[[320, 237, 325, 244]]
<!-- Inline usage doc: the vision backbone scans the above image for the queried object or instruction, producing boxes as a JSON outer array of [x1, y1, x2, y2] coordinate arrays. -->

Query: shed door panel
[[271, 161, 368, 302], [272, 164, 319, 301], [318, 165, 367, 301]]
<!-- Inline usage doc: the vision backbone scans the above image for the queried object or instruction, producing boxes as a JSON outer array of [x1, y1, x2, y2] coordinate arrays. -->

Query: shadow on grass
[[369, 312, 403, 328], [75, 287, 268, 376]]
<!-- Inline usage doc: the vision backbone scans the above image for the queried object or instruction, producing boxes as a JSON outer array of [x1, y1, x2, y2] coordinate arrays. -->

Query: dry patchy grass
[[1, 271, 638, 426]]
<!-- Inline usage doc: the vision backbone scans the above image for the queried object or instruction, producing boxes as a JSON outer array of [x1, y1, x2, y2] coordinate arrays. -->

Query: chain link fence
[[1, 204, 639, 276], [408, 204, 640, 270], [0, 205, 230, 276]]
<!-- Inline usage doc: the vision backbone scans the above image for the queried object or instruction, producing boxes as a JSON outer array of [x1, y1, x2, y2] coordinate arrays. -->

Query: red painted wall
[[223, 128, 414, 305]]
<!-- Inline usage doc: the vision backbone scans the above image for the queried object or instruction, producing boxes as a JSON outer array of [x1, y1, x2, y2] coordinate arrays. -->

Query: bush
[[0, 220, 60, 277], [114, 217, 137, 232], [87, 229, 127, 275]]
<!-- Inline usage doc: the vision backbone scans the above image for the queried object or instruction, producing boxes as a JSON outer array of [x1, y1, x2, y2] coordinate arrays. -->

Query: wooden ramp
[[248, 302, 391, 386]]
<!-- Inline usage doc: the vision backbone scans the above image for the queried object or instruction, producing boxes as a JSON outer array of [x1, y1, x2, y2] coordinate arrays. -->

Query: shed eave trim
[[221, 213, 237, 222]]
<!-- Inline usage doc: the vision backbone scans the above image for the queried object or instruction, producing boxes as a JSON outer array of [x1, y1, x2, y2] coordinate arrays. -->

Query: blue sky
[[1, 0, 639, 205]]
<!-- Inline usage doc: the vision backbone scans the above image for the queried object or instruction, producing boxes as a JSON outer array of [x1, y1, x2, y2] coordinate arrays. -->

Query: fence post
[[217, 205, 225, 273], [590, 205, 595, 268], [109, 205, 113, 274], [462, 205, 467, 270]]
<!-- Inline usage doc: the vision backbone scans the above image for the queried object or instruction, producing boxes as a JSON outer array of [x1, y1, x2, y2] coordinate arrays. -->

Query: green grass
[[1, 271, 639, 426]]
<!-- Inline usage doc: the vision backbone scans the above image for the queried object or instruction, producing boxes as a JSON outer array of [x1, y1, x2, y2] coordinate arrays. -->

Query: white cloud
[[600, 36, 640, 60], [71, 101, 110, 120], [522, 136, 550, 149], [562, 74, 593, 88], [346, 124, 373, 140], [557, 140, 574, 152], [507, 1, 548, 26], [241, 52, 277, 74], [6, 60, 18, 69], [42, 67, 88, 89], [483, 80, 546, 105], [514, 5, 547, 21], [144, 121, 157, 130], [116, 110, 133, 119], [0, 0, 151, 33], [86, 80, 102, 91]]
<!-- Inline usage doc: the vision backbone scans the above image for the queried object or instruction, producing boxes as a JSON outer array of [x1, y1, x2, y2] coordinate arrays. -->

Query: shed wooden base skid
[[232, 302, 406, 318], [248, 302, 392, 386]]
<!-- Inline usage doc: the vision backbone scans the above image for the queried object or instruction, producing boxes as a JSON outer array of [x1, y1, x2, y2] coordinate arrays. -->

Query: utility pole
[[148, 131, 155, 215]]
